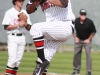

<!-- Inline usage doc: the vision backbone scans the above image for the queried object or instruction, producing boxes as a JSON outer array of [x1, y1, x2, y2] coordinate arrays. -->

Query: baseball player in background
[[26, 0, 75, 75], [2, 0, 32, 75]]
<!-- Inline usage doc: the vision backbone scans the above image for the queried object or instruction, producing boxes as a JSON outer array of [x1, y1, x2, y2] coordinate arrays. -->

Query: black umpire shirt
[[75, 18, 96, 40]]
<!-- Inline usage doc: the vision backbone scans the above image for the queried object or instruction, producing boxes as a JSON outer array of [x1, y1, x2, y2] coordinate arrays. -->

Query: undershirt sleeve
[[4, 25, 9, 30]]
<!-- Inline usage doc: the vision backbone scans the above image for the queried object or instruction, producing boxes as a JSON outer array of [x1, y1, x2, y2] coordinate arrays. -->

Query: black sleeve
[[4, 25, 9, 30], [90, 20, 96, 33]]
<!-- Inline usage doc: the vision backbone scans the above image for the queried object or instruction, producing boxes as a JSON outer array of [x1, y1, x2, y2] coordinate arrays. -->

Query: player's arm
[[4, 24, 19, 30], [24, 24, 31, 31], [4, 21, 27, 30], [48, 0, 68, 7], [26, 0, 42, 14], [4, 23, 31, 31]]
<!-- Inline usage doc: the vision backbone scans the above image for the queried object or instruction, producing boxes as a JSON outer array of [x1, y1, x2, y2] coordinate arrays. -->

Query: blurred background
[[0, 0, 100, 75]]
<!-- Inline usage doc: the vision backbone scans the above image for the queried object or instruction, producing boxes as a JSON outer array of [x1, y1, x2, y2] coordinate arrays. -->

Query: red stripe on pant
[[34, 41, 44, 47], [6, 69, 17, 74]]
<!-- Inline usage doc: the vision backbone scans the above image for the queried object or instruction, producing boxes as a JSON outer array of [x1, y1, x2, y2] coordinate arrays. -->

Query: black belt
[[12, 33, 23, 36]]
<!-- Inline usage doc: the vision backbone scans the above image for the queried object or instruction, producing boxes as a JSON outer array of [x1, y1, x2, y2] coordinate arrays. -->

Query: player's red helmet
[[12, 0, 25, 5]]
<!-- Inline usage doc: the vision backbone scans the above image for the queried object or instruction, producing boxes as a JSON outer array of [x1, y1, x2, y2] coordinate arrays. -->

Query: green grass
[[0, 51, 100, 75]]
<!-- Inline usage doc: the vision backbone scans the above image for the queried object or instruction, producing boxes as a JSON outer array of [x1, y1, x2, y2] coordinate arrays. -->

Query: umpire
[[72, 9, 96, 75]]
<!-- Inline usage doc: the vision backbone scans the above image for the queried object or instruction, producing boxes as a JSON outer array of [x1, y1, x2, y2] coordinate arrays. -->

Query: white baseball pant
[[30, 21, 73, 61], [7, 34, 26, 67]]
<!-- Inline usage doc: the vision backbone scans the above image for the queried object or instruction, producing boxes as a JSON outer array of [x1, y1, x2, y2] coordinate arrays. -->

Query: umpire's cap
[[12, 0, 25, 5], [80, 9, 87, 15]]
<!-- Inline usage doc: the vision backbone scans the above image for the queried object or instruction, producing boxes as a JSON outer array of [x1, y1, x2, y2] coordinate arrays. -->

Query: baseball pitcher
[[26, 0, 75, 75]]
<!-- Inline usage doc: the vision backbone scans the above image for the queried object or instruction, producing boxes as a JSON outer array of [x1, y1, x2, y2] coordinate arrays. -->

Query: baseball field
[[0, 51, 100, 75]]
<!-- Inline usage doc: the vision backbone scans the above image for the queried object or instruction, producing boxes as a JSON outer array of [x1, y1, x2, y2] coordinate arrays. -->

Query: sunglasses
[[80, 13, 86, 15]]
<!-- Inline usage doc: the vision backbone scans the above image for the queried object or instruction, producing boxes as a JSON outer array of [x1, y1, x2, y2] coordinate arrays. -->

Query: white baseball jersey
[[41, 0, 75, 22], [2, 7, 32, 34], [66, 0, 75, 21]]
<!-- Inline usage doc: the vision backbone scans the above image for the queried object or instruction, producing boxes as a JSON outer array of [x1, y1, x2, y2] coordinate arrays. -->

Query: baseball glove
[[18, 12, 28, 27], [18, 12, 27, 22]]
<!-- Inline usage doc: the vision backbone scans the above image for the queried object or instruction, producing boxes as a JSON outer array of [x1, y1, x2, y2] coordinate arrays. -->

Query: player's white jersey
[[66, 0, 75, 21], [41, 0, 75, 22], [2, 7, 32, 34]]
